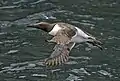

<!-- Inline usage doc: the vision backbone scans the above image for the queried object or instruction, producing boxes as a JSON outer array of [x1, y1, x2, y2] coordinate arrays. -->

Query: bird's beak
[[27, 23, 39, 29]]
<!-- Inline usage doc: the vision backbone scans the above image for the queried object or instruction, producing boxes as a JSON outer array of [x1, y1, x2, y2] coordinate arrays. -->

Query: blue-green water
[[0, 0, 120, 81]]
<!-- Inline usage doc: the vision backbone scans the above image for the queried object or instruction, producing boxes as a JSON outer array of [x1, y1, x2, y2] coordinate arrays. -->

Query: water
[[0, 0, 120, 81]]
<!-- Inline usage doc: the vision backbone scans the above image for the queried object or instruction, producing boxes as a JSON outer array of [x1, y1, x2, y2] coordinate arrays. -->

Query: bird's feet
[[45, 39, 55, 43]]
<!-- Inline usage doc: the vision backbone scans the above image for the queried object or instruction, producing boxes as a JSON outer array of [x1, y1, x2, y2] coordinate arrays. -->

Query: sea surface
[[0, 0, 120, 81]]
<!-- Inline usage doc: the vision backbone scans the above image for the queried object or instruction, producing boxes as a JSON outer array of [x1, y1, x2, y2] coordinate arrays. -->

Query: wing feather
[[45, 23, 76, 66], [50, 26, 76, 45], [45, 42, 75, 66]]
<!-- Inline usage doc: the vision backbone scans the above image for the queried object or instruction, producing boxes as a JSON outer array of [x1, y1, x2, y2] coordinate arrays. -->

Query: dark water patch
[[0, 0, 120, 81], [0, 0, 57, 21]]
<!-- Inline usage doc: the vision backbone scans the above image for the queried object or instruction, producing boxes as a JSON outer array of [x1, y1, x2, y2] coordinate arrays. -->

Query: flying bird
[[27, 22, 102, 66]]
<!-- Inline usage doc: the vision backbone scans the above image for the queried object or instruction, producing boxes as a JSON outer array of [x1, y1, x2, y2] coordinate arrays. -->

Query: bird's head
[[27, 22, 54, 32]]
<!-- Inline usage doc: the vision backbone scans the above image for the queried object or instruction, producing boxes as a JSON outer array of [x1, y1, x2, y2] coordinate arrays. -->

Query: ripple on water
[[14, 11, 56, 25], [76, 15, 92, 18], [30, 0, 46, 5], [79, 22, 95, 26], [66, 74, 82, 81], [70, 56, 91, 60], [27, 11, 56, 20], [0, 21, 12, 28], [18, 75, 26, 79], [32, 74, 47, 78], [0, 32, 7, 35], [92, 17, 104, 21], [0, 60, 45, 73], [13, 0, 30, 4], [86, 65, 102, 68], [98, 70, 113, 78], [0, 5, 19, 9], [51, 69, 61, 73], [71, 68, 91, 76], [5, 50, 19, 54], [65, 61, 78, 65]]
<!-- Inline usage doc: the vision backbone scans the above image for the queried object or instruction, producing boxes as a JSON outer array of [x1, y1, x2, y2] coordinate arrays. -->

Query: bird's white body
[[49, 24, 62, 36], [49, 24, 91, 43], [71, 27, 91, 43]]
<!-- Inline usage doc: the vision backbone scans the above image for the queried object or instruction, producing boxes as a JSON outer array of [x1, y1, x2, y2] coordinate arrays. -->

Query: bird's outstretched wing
[[44, 24, 76, 66], [45, 42, 75, 66]]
